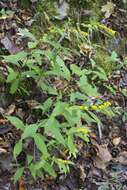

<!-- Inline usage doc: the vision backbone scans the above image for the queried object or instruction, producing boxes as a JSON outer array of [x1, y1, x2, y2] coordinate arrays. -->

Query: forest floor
[[0, 1, 127, 190]]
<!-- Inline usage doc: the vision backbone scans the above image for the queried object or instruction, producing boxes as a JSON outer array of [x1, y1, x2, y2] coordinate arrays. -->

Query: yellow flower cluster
[[79, 101, 111, 111], [57, 158, 73, 164], [98, 24, 116, 36]]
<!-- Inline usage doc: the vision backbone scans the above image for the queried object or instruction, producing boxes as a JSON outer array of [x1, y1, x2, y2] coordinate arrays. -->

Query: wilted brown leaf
[[115, 151, 127, 165], [93, 143, 112, 169], [1, 36, 21, 54], [101, 2, 115, 18], [5, 104, 16, 115], [19, 179, 26, 190]]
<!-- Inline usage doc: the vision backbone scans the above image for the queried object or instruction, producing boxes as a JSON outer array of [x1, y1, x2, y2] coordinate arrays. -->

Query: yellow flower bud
[[91, 105, 98, 110]]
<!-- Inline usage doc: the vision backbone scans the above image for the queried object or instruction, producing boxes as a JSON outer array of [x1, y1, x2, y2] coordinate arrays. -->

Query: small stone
[[112, 137, 121, 146]]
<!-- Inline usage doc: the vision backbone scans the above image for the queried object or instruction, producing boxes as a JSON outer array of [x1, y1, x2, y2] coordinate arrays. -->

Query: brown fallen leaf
[[5, 104, 16, 116], [92, 142, 112, 169], [0, 147, 7, 154], [26, 100, 39, 109], [1, 36, 21, 54], [115, 151, 127, 165], [94, 157, 107, 169], [77, 163, 86, 181], [19, 179, 26, 190], [97, 144, 112, 163]]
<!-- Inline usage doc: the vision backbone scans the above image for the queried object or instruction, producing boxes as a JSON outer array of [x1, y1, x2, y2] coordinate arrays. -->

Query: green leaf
[[78, 75, 99, 97], [81, 112, 95, 124], [43, 98, 53, 112], [45, 117, 66, 146], [10, 78, 19, 94], [13, 140, 22, 159], [40, 82, 58, 95], [14, 167, 24, 183], [42, 161, 56, 177], [3, 51, 27, 64], [21, 124, 39, 139], [28, 41, 38, 49], [88, 111, 101, 124], [7, 67, 18, 82], [52, 102, 68, 117], [68, 135, 78, 157], [29, 163, 36, 179], [34, 133, 49, 158], [27, 155, 33, 165], [70, 92, 86, 102], [7, 116, 25, 131], [70, 64, 83, 76], [52, 56, 70, 81], [93, 67, 108, 81], [18, 28, 36, 41]]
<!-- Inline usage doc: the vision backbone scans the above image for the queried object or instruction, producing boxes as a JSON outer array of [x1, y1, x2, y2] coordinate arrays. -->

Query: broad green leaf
[[40, 82, 58, 95], [14, 167, 24, 183], [3, 51, 27, 64], [7, 67, 18, 82], [27, 155, 33, 165], [93, 68, 108, 81], [45, 117, 66, 146], [7, 116, 24, 131], [18, 28, 36, 41], [70, 64, 83, 76], [29, 163, 36, 179], [32, 160, 56, 177], [13, 140, 22, 159], [28, 41, 38, 49], [70, 92, 86, 102], [34, 133, 49, 158], [43, 98, 53, 112], [10, 78, 19, 94], [52, 56, 70, 81], [81, 112, 95, 124], [42, 161, 56, 177], [21, 124, 39, 139], [52, 102, 68, 117], [78, 75, 99, 97]]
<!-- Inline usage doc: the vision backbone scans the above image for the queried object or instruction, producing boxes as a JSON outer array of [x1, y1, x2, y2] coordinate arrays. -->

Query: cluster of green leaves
[[1, 8, 123, 182], [2, 29, 115, 182]]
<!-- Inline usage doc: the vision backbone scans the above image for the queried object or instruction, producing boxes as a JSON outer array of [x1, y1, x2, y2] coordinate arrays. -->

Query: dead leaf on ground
[[1, 36, 21, 54], [114, 151, 127, 165], [5, 104, 16, 115], [26, 100, 40, 109], [92, 141, 112, 169], [101, 2, 115, 18], [19, 179, 26, 190], [77, 163, 86, 181], [0, 147, 7, 154]]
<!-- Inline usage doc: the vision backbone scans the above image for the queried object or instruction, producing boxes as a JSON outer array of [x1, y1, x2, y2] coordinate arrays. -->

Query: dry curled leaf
[[1, 36, 21, 54], [101, 2, 115, 18], [93, 143, 112, 169], [5, 104, 16, 115], [115, 151, 127, 165], [0, 147, 7, 154], [19, 179, 26, 190]]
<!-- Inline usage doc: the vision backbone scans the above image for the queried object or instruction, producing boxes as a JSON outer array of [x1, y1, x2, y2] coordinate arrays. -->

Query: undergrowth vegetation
[[0, 0, 127, 184]]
